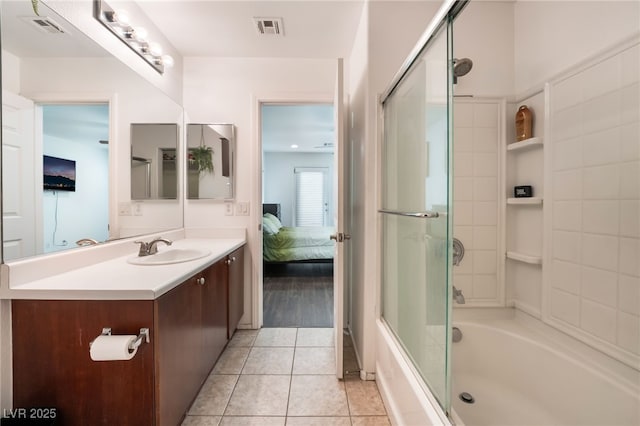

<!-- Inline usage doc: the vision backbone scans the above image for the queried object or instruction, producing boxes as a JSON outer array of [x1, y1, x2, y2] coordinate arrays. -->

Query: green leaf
[[31, 0, 39, 16]]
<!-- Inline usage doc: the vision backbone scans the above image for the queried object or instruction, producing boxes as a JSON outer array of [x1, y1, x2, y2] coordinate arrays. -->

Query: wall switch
[[118, 202, 131, 216], [236, 202, 250, 216], [225, 202, 233, 216], [133, 202, 143, 216]]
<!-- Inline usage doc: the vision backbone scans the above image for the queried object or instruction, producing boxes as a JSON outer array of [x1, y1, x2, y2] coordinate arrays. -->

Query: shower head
[[453, 58, 473, 83]]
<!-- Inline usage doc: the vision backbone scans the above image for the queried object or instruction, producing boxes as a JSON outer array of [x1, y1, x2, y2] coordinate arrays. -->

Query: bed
[[262, 203, 335, 263]]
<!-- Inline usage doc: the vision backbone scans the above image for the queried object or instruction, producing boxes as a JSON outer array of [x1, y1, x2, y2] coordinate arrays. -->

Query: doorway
[[260, 103, 336, 328]]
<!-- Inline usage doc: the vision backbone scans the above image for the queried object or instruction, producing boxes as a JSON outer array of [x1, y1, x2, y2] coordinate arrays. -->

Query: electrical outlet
[[133, 202, 143, 216], [118, 202, 131, 216], [236, 202, 250, 216], [225, 202, 233, 216]]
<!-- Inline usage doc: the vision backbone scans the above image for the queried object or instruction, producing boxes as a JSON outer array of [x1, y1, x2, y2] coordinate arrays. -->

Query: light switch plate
[[118, 202, 131, 216], [235, 202, 250, 216], [132, 202, 143, 216]]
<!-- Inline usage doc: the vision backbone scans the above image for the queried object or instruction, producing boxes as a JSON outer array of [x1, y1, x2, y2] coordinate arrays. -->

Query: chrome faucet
[[134, 238, 172, 256], [453, 286, 466, 304]]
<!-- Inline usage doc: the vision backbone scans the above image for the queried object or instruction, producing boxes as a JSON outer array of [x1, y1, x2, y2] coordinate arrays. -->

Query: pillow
[[262, 215, 279, 235], [264, 212, 283, 230]]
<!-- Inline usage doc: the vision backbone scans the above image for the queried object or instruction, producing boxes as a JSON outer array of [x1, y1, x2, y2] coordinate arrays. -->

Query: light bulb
[[133, 27, 148, 42], [162, 55, 174, 68], [291, 144, 299, 149], [149, 42, 163, 56], [115, 9, 130, 26]]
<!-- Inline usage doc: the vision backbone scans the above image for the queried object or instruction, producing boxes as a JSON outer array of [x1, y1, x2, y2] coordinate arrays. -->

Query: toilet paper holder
[[94, 327, 150, 352]]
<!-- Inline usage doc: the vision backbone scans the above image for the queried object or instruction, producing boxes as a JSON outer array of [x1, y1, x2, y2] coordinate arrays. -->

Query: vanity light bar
[[93, 0, 173, 75]]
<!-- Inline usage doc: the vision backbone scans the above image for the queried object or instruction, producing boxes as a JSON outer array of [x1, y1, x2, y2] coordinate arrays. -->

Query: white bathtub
[[451, 309, 640, 426]]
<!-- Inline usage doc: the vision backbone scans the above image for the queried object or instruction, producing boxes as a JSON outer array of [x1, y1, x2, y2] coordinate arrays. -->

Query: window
[[294, 167, 327, 226]]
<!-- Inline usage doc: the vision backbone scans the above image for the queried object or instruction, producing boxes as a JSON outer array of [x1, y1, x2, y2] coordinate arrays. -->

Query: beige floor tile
[[181, 415, 222, 426], [189, 375, 239, 415], [292, 347, 335, 375], [296, 328, 334, 347], [285, 416, 350, 426], [254, 328, 297, 347], [287, 375, 349, 416], [220, 416, 286, 425], [242, 347, 294, 374], [350, 416, 391, 426], [228, 330, 259, 347], [345, 380, 387, 416], [225, 375, 290, 416], [212, 347, 250, 374]]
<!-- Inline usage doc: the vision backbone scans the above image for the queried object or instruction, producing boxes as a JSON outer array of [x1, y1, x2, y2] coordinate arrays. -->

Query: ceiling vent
[[254, 17, 284, 36], [20, 16, 67, 35]]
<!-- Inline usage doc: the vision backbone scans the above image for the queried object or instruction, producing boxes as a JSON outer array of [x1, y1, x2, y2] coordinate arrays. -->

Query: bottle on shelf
[[515, 105, 533, 141]]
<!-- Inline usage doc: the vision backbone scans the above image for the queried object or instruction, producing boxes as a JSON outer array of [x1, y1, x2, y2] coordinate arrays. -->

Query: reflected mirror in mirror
[[187, 124, 235, 200], [1, 1, 184, 262], [131, 124, 179, 200]]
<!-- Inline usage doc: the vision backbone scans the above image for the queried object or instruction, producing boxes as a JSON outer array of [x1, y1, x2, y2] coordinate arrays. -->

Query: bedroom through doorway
[[261, 103, 336, 328]]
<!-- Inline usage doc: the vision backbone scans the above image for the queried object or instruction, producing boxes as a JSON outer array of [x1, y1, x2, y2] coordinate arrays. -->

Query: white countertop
[[3, 238, 245, 300]]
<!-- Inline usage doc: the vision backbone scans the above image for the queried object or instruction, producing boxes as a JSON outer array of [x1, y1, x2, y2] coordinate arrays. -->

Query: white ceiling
[[136, 0, 365, 58], [262, 104, 334, 153]]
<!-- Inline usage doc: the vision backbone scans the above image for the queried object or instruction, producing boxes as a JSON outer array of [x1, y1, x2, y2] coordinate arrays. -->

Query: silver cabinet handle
[[231, 256, 236, 262], [378, 209, 439, 218], [197, 277, 205, 285]]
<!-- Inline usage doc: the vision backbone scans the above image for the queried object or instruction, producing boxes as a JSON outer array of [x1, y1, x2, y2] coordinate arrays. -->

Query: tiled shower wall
[[453, 100, 502, 305], [549, 41, 639, 363]]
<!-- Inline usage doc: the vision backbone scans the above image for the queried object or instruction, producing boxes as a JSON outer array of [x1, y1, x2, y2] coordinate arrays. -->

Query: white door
[[2, 91, 36, 260], [333, 58, 346, 379]]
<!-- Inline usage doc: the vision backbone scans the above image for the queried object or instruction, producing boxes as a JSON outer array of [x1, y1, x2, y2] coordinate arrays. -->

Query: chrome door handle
[[330, 232, 351, 243], [378, 209, 440, 218], [330, 234, 338, 241]]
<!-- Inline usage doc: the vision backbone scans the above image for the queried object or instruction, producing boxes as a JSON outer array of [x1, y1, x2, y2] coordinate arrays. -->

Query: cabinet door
[[227, 246, 245, 338], [201, 260, 228, 376], [155, 275, 202, 426]]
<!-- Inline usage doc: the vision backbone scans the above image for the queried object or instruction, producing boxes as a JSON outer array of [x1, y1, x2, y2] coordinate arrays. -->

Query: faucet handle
[[134, 240, 150, 256]]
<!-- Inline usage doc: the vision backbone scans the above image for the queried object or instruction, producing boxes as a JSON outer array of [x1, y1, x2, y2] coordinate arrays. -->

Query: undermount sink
[[127, 248, 211, 265]]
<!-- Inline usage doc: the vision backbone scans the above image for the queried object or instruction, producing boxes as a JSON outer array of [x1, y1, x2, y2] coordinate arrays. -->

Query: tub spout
[[453, 286, 466, 304]]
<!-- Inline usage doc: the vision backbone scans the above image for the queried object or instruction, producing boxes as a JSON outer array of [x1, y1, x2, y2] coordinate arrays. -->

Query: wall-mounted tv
[[43, 155, 76, 192]]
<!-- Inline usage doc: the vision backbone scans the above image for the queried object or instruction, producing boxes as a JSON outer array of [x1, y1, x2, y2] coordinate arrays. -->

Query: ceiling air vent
[[20, 16, 67, 34], [254, 17, 284, 36]]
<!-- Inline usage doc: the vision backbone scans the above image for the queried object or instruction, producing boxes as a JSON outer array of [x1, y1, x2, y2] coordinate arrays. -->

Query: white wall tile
[[454, 177, 474, 201], [473, 275, 498, 299], [453, 274, 473, 296], [553, 230, 582, 263], [553, 201, 582, 232], [552, 104, 582, 141], [473, 201, 497, 226], [454, 127, 473, 152], [583, 164, 620, 200], [454, 226, 473, 250], [454, 201, 473, 226], [473, 128, 498, 152], [454, 152, 473, 177], [619, 237, 640, 277], [453, 250, 473, 275], [553, 136, 583, 171], [621, 44, 640, 87], [551, 260, 581, 295], [620, 122, 640, 161], [454, 102, 474, 127], [582, 91, 621, 135], [473, 103, 498, 127], [473, 177, 497, 201], [551, 289, 580, 326], [619, 274, 640, 316], [554, 169, 583, 200], [619, 161, 640, 199], [621, 82, 640, 124], [474, 250, 497, 274], [473, 226, 497, 250], [620, 200, 640, 238], [581, 266, 618, 308], [582, 200, 619, 236], [581, 55, 621, 101], [617, 312, 640, 355], [553, 76, 583, 112], [582, 127, 620, 167], [473, 153, 498, 177], [581, 299, 617, 343], [582, 233, 619, 272]]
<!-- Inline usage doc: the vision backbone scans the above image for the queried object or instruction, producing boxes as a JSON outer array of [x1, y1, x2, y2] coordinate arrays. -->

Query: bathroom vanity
[[9, 239, 244, 426]]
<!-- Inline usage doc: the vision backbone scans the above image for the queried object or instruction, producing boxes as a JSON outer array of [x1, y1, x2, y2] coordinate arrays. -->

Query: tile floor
[[182, 328, 391, 426]]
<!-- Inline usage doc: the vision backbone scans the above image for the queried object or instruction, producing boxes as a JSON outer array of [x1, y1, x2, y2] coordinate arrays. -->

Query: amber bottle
[[515, 105, 533, 141]]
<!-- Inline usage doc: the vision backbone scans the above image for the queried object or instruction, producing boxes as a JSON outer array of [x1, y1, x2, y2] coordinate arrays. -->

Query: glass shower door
[[380, 21, 452, 412]]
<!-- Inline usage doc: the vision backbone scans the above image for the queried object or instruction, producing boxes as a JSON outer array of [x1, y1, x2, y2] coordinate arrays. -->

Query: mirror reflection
[[131, 124, 179, 200], [187, 124, 235, 200], [1, 1, 184, 262]]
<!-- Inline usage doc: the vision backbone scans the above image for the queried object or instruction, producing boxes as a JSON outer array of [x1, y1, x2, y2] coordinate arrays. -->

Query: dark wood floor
[[263, 262, 334, 328]]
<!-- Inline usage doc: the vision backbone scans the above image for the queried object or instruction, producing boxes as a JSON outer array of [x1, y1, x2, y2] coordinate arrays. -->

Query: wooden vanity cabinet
[[12, 246, 244, 426]]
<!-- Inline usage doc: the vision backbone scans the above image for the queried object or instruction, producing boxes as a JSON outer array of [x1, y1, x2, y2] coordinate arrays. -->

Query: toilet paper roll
[[90, 335, 138, 361]]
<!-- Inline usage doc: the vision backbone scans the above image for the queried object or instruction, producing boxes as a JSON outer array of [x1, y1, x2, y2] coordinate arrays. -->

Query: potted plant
[[189, 125, 214, 175]]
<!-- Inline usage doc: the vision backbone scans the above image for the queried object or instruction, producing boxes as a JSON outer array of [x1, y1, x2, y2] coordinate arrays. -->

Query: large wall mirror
[[186, 124, 235, 200], [1, 1, 184, 262]]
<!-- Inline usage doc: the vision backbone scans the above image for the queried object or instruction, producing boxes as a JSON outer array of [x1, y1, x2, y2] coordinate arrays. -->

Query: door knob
[[197, 277, 205, 285], [330, 234, 338, 241]]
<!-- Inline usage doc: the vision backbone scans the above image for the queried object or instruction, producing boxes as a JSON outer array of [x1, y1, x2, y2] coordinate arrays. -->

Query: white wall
[[264, 152, 334, 227], [183, 56, 337, 328]]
